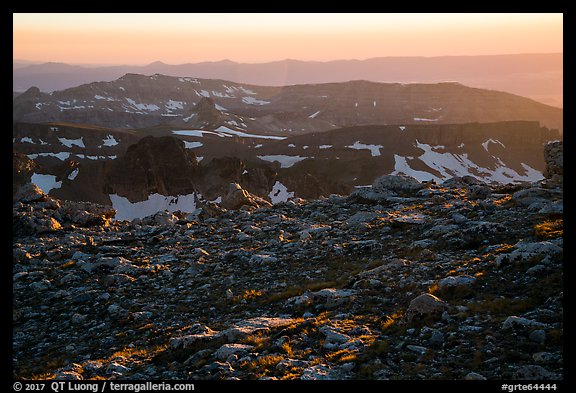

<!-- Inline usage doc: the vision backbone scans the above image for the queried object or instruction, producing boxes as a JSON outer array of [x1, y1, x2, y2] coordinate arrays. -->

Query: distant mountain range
[[13, 53, 563, 108]]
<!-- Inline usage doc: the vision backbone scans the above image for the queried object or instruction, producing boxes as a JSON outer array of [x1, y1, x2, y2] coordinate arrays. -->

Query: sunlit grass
[[493, 194, 513, 206], [281, 341, 294, 357], [534, 218, 563, 239], [239, 354, 284, 378], [381, 312, 402, 330], [242, 331, 271, 351], [234, 289, 263, 303], [325, 348, 358, 363]]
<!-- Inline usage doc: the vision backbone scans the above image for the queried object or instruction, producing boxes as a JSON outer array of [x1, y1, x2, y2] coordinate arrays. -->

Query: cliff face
[[14, 121, 560, 214]]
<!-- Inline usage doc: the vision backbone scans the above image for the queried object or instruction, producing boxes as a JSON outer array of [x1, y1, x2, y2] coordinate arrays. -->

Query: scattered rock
[[502, 316, 547, 330], [513, 365, 561, 380], [437, 275, 477, 291], [464, 371, 487, 380], [215, 344, 254, 361], [12, 167, 563, 380]]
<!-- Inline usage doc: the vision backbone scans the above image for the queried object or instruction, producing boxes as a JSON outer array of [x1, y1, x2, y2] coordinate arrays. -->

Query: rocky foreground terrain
[[12, 142, 563, 381]]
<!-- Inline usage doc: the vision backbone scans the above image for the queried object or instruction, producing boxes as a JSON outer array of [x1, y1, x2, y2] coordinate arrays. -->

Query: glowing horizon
[[13, 13, 562, 65]]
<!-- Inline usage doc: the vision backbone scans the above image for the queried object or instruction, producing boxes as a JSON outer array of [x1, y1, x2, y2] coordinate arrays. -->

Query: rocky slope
[[12, 142, 563, 380], [13, 74, 563, 132]]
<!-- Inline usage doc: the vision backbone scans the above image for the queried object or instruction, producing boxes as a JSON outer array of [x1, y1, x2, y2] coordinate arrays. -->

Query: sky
[[13, 13, 563, 65]]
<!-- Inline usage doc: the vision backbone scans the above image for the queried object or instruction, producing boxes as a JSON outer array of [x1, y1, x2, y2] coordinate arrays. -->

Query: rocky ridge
[[13, 74, 563, 132], [12, 143, 563, 380]]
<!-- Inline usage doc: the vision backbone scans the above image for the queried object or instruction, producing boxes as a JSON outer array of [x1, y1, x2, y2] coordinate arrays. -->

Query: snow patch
[[182, 113, 197, 122], [58, 137, 85, 148], [94, 95, 116, 101], [257, 155, 308, 168], [179, 77, 199, 83], [319, 145, 333, 149], [269, 181, 294, 204], [172, 129, 228, 138], [309, 111, 321, 118], [125, 98, 159, 112], [392, 140, 544, 184], [184, 141, 203, 149], [20, 137, 34, 144], [102, 135, 119, 147], [75, 154, 117, 160], [165, 100, 185, 111], [68, 168, 79, 180], [239, 87, 256, 95], [346, 141, 383, 157], [31, 173, 61, 194], [482, 138, 506, 152], [27, 152, 71, 161], [392, 155, 439, 182], [215, 126, 285, 140], [110, 193, 197, 221], [242, 96, 271, 106], [414, 117, 438, 122], [211, 91, 234, 98]]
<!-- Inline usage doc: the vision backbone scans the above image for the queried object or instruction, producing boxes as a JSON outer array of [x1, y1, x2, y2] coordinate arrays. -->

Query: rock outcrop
[[13, 183, 115, 236], [103, 136, 200, 202], [220, 183, 272, 210], [13, 152, 37, 197], [543, 140, 563, 188]]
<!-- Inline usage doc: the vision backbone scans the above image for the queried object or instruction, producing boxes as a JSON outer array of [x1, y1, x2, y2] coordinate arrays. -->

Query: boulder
[[14, 182, 48, 204], [349, 174, 425, 202], [372, 175, 425, 195], [404, 293, 449, 324], [215, 343, 254, 361], [513, 365, 561, 380], [437, 275, 477, 291]]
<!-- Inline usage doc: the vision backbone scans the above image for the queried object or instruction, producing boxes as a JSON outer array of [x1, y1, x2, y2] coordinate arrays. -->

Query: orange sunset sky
[[13, 13, 562, 65]]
